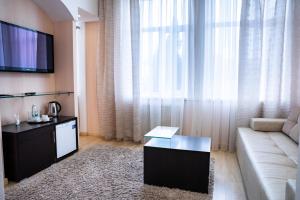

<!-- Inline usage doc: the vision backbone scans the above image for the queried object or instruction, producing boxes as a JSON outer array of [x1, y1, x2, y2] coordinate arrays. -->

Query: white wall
[[78, 0, 98, 17], [59, 0, 99, 134], [32, 0, 73, 22], [62, 0, 99, 21], [76, 22, 88, 134], [54, 21, 76, 117]]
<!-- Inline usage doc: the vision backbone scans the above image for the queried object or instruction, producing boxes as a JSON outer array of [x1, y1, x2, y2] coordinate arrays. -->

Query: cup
[[42, 115, 49, 122]]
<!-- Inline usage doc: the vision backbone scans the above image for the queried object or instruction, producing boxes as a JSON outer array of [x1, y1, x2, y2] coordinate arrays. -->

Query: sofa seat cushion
[[263, 178, 293, 200], [255, 153, 296, 168], [237, 128, 298, 200], [269, 133, 298, 165], [286, 179, 296, 200]]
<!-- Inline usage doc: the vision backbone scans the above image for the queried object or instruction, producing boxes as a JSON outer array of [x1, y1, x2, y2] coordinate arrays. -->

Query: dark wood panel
[[18, 126, 55, 181], [144, 136, 211, 193], [2, 134, 18, 180], [2, 116, 78, 182]]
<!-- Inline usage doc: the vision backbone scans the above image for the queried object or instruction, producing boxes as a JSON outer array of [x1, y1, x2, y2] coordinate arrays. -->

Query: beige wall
[[0, 0, 76, 125], [54, 21, 76, 117], [0, 0, 56, 125], [85, 21, 102, 136], [0, 0, 54, 34]]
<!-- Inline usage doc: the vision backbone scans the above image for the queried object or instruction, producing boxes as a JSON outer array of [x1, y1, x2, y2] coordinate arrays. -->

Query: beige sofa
[[236, 118, 298, 200]]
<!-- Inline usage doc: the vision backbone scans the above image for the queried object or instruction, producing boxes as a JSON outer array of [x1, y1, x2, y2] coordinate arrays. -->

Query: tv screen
[[0, 21, 54, 73]]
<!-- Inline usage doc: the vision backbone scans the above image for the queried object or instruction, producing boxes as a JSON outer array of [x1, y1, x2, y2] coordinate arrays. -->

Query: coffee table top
[[144, 135, 211, 152], [144, 126, 179, 139]]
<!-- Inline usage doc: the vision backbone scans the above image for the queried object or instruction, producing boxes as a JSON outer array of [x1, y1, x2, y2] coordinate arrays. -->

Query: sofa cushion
[[237, 128, 298, 200], [288, 124, 299, 144], [285, 179, 296, 200], [269, 132, 298, 165], [282, 108, 300, 143], [250, 118, 286, 132]]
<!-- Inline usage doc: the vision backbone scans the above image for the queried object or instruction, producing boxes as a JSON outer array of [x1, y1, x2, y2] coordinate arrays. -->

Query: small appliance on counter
[[27, 104, 41, 122], [48, 101, 62, 117], [27, 104, 52, 124]]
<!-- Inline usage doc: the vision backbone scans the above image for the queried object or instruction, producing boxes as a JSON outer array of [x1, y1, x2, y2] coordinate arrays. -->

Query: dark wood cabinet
[[18, 125, 56, 180], [2, 116, 78, 182]]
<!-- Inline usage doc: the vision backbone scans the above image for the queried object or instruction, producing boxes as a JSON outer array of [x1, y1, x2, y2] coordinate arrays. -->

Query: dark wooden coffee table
[[144, 135, 211, 193]]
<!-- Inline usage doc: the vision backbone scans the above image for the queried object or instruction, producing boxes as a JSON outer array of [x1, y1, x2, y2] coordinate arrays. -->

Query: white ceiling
[[32, 0, 74, 21]]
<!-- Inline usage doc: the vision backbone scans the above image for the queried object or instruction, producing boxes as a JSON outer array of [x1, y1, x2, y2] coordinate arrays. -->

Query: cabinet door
[[18, 126, 55, 180], [56, 120, 77, 159]]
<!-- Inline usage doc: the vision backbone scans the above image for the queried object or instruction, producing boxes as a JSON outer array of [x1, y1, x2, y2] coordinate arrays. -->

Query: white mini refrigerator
[[55, 120, 77, 159]]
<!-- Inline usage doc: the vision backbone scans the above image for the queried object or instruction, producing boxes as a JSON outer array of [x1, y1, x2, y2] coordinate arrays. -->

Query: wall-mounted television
[[0, 21, 54, 73]]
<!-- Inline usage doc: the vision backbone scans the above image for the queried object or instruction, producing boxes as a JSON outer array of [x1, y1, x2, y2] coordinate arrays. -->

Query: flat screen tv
[[0, 21, 54, 73]]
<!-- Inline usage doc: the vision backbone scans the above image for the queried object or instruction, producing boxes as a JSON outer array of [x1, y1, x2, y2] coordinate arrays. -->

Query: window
[[139, 0, 242, 101], [139, 0, 189, 98]]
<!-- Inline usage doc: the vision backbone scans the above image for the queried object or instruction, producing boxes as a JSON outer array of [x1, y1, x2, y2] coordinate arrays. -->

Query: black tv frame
[[0, 20, 54, 73]]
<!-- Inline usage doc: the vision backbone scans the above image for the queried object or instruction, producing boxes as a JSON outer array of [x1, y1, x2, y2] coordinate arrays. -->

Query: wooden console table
[[1, 116, 78, 182]]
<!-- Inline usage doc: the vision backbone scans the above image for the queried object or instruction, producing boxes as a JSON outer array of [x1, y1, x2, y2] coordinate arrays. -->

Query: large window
[[139, 0, 189, 98], [139, 0, 242, 100]]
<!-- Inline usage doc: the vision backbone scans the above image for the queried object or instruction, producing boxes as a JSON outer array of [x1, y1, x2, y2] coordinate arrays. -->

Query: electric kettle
[[48, 101, 62, 117]]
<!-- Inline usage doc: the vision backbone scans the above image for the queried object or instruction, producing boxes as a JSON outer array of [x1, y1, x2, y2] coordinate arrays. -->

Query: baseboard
[[79, 132, 88, 136]]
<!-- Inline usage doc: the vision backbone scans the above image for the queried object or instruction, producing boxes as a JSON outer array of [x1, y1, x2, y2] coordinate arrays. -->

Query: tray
[[27, 119, 53, 124]]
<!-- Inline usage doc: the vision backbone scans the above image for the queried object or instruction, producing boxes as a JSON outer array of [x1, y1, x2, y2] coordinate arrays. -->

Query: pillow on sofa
[[250, 118, 286, 132], [282, 108, 300, 144], [289, 124, 299, 144]]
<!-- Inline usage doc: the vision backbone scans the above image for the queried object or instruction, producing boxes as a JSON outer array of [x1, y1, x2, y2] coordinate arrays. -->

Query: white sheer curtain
[[237, 0, 298, 127], [185, 1, 241, 150], [98, 0, 242, 150], [97, 0, 141, 141], [97, 0, 298, 151], [135, 0, 241, 150], [137, 0, 190, 139]]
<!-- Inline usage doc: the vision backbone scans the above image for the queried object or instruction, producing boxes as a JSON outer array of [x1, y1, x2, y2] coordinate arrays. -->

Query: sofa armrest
[[285, 179, 296, 200], [250, 118, 286, 132]]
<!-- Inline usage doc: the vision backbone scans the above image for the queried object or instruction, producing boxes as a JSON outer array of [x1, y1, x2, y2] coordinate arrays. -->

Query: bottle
[[14, 113, 20, 126], [31, 105, 40, 121]]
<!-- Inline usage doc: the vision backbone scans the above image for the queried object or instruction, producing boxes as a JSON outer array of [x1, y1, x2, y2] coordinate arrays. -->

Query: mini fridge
[[55, 120, 77, 159]]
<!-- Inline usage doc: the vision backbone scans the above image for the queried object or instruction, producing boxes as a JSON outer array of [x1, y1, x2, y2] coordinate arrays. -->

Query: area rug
[[5, 145, 214, 200]]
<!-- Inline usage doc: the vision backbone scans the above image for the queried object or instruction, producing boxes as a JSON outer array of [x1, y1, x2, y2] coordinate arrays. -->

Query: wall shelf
[[0, 91, 74, 99]]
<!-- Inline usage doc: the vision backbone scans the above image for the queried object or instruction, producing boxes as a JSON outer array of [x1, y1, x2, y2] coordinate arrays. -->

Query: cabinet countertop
[[2, 116, 76, 134]]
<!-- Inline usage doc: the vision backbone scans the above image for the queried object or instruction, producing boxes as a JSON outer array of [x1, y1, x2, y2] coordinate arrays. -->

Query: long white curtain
[[185, 1, 241, 150], [97, 0, 298, 151], [98, 0, 241, 150], [135, 0, 242, 150], [238, 0, 298, 127]]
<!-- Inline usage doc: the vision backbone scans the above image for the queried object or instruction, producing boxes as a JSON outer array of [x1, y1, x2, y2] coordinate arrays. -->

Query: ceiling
[[32, 0, 74, 21]]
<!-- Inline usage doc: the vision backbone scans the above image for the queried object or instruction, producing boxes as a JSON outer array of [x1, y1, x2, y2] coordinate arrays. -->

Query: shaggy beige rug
[[5, 145, 214, 200]]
